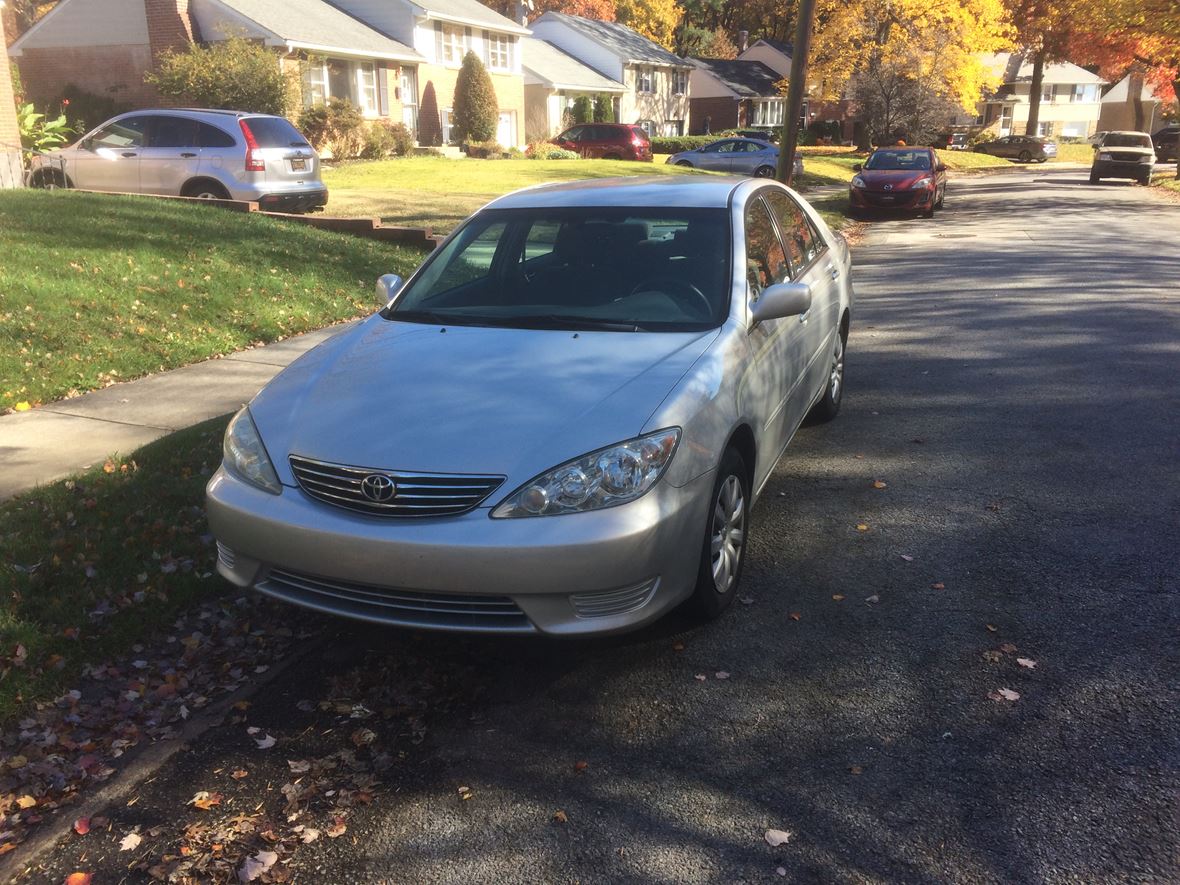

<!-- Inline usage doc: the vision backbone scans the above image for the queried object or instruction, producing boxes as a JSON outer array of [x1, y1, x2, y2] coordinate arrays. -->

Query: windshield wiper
[[388, 309, 477, 326], [499, 314, 643, 332]]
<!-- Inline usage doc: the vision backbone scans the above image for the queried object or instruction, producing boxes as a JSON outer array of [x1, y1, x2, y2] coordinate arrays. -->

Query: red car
[[552, 123, 653, 162], [849, 147, 947, 218]]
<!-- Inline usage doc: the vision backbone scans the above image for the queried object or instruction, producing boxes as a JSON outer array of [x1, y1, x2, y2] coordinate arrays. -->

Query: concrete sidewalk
[[0, 323, 354, 500]]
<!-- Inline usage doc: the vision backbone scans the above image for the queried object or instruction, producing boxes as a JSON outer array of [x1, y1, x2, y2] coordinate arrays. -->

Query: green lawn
[[322, 155, 709, 232], [0, 416, 229, 722], [1054, 142, 1097, 163], [0, 191, 422, 411]]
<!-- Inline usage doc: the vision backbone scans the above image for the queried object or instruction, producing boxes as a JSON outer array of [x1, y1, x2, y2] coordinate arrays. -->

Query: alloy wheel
[[710, 475, 746, 594], [829, 335, 845, 403]]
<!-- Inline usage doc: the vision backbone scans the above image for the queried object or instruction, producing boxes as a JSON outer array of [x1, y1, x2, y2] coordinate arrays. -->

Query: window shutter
[[464, 26, 472, 56], [435, 21, 443, 62], [377, 63, 389, 117]]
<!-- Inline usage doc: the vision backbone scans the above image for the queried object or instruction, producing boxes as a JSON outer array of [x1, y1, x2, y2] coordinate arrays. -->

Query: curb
[[948, 162, 1089, 177], [0, 636, 326, 884]]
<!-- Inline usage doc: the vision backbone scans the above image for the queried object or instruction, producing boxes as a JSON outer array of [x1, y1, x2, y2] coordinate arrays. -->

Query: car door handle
[[180, 152, 197, 158], [826, 262, 840, 281], [121, 151, 138, 158]]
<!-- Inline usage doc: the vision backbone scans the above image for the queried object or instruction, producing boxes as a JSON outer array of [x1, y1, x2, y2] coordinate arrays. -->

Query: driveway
[[30, 168, 1180, 884]]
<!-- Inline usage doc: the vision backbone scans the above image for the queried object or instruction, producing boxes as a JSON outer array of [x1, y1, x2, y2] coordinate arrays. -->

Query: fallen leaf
[[739, 596, 755, 605], [574, 760, 589, 772], [776, 868, 787, 877], [985, 624, 998, 633], [231, 769, 249, 780], [188, 791, 222, 811], [351, 727, 376, 748], [326, 816, 347, 838], [238, 849, 279, 882], [694, 673, 707, 682], [988, 688, 1020, 702], [831, 594, 845, 601], [849, 764, 864, 775], [789, 612, 801, 621], [1017, 657, 1037, 669], [715, 671, 730, 680], [73, 817, 90, 835], [1000, 642, 1017, 654], [553, 809, 568, 823], [300, 828, 320, 843], [288, 760, 311, 774], [872, 480, 887, 489], [931, 582, 945, 590], [119, 832, 142, 851], [16, 795, 36, 809], [856, 523, 869, 532], [65, 875, 93, 885], [982, 650, 1003, 663], [13, 402, 31, 412], [254, 734, 276, 750], [899, 554, 914, 562], [865, 594, 880, 604], [764, 828, 792, 847], [672, 642, 684, 651]]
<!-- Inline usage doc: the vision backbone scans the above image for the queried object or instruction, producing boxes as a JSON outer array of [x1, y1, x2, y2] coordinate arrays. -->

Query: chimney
[[738, 30, 749, 53], [144, 0, 199, 66]]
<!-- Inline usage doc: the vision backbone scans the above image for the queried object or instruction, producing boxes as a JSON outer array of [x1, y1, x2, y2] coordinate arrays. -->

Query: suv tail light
[[632, 136, 646, 147], [239, 120, 266, 172]]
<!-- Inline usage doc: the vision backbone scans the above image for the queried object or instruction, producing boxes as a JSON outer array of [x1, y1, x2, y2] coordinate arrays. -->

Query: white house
[[976, 52, 1106, 138], [521, 36, 626, 141]]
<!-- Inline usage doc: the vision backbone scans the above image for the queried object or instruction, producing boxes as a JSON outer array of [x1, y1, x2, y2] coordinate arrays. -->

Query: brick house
[[9, 0, 530, 147], [1, 2, 23, 187], [686, 57, 784, 135], [529, 12, 691, 137]]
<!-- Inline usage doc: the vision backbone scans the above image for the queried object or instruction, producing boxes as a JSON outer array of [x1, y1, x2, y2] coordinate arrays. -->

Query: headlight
[[491, 428, 680, 518], [223, 407, 281, 494], [912, 176, 933, 189], [851, 175, 866, 189], [1098, 152, 1112, 161]]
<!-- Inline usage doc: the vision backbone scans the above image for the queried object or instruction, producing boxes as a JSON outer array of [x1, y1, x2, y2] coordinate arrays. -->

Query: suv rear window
[[242, 117, 310, 148], [630, 127, 650, 142]]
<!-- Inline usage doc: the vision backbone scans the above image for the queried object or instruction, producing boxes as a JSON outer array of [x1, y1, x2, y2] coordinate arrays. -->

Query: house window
[[637, 119, 655, 136], [441, 107, 454, 144], [303, 58, 380, 115], [1040, 84, 1054, 102], [1037, 121, 1053, 136], [663, 120, 683, 136], [999, 105, 1013, 134], [439, 24, 468, 66], [636, 67, 653, 94], [485, 32, 513, 71], [752, 100, 785, 127], [1070, 84, 1097, 102], [672, 69, 687, 95]]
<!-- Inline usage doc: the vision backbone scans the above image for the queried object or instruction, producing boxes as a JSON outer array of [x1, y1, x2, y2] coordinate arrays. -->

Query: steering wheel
[[628, 278, 712, 318]]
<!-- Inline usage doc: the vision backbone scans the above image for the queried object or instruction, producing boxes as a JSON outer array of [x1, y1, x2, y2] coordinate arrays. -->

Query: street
[[32, 167, 1180, 884]]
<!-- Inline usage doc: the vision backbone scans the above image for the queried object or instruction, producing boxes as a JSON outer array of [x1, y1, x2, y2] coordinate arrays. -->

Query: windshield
[[1104, 133, 1152, 148], [387, 208, 732, 331], [864, 149, 931, 170]]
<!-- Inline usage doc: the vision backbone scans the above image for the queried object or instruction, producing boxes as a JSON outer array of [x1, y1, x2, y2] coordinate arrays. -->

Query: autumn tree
[[481, 0, 617, 19], [616, 0, 682, 50], [678, 26, 739, 58]]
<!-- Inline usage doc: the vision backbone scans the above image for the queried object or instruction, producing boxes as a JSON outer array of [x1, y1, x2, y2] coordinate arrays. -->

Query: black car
[[1152, 126, 1178, 163]]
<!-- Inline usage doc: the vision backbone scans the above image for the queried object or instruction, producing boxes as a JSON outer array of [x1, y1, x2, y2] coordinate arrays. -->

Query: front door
[[400, 67, 419, 137], [71, 115, 148, 192], [496, 111, 516, 148]]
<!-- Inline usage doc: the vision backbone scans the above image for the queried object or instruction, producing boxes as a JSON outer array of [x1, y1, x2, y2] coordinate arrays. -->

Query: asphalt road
[[34, 168, 1180, 884]]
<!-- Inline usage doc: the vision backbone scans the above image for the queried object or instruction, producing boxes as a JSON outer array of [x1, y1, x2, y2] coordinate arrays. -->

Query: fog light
[[521, 485, 549, 514]]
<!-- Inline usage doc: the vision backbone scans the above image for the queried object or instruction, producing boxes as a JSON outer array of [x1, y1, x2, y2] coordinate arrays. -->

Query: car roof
[[117, 108, 281, 120], [484, 176, 747, 210], [871, 146, 932, 152]]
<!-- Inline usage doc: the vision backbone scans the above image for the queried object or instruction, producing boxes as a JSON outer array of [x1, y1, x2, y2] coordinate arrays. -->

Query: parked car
[[731, 128, 780, 143], [666, 138, 803, 178], [26, 109, 327, 212], [1090, 130, 1157, 184], [973, 134, 1058, 162], [1152, 125, 1178, 163], [942, 132, 969, 151], [849, 146, 947, 217], [206, 177, 854, 636], [551, 123, 653, 161]]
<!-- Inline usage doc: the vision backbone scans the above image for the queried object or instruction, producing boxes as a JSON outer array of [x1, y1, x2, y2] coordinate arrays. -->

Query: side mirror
[[376, 273, 403, 305], [852, 162, 863, 172], [750, 281, 812, 324], [936, 162, 947, 172]]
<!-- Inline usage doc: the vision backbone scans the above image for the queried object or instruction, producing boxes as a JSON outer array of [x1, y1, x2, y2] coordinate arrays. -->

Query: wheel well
[[32, 167, 72, 187], [181, 177, 229, 198], [725, 424, 757, 488], [840, 309, 850, 342]]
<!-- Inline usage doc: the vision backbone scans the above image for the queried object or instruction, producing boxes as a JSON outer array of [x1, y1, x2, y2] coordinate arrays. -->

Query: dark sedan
[[973, 134, 1058, 162], [849, 147, 947, 218]]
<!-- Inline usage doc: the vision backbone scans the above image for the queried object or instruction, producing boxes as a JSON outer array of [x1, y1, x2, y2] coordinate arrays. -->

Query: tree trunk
[[1025, 49, 1045, 136], [776, 0, 815, 184], [1130, 71, 1145, 132], [1175, 82, 1180, 180]]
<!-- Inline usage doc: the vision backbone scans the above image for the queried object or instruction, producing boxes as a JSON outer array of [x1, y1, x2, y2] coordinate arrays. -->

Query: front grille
[[257, 568, 535, 633], [1108, 151, 1145, 163], [571, 578, 658, 618], [216, 541, 236, 570], [289, 455, 504, 518], [865, 191, 917, 207]]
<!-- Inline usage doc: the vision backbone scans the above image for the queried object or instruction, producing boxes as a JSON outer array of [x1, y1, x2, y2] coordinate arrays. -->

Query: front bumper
[[1092, 160, 1153, 180], [849, 187, 933, 212], [206, 466, 713, 636]]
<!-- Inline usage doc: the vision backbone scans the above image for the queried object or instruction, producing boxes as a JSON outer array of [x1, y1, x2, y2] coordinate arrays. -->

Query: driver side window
[[90, 117, 148, 150]]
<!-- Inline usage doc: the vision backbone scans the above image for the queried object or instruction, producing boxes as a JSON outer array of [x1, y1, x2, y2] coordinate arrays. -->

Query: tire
[[754, 165, 775, 178], [675, 160, 693, 167], [1019, 150, 1031, 162], [182, 180, 231, 200], [923, 202, 936, 218], [688, 448, 750, 621], [808, 330, 846, 423], [1037, 157, 1048, 163], [935, 187, 945, 209], [603, 153, 622, 161], [31, 168, 68, 189], [1089, 171, 1100, 184]]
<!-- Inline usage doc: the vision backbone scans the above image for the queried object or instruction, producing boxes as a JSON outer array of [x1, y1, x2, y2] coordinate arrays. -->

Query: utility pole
[[776, 0, 816, 185]]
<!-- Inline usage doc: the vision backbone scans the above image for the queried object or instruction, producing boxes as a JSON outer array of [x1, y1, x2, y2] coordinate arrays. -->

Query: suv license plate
[[290, 158, 307, 171]]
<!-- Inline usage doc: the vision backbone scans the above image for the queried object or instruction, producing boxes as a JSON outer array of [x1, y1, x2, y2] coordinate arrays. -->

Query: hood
[[249, 316, 719, 492], [857, 169, 932, 190]]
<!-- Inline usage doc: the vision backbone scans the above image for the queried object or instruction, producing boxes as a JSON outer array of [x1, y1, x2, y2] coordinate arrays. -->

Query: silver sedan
[[667, 138, 803, 179], [207, 177, 854, 636]]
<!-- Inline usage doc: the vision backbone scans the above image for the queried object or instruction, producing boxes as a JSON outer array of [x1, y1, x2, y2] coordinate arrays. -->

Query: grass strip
[[0, 191, 422, 410]]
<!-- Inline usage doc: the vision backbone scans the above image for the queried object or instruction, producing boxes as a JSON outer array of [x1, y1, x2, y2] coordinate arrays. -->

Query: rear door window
[[242, 117, 309, 148], [147, 115, 198, 148]]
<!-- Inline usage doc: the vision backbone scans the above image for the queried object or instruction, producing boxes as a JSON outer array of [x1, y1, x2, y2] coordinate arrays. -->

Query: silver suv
[[27, 109, 327, 212]]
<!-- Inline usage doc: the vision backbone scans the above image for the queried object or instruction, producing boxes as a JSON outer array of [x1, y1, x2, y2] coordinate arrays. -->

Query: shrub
[[571, 95, 593, 124], [145, 37, 295, 116], [527, 141, 579, 160], [464, 139, 505, 159], [298, 99, 367, 159], [418, 82, 443, 147], [56, 84, 130, 134], [17, 103, 73, 160], [650, 135, 716, 154], [452, 52, 497, 143], [356, 121, 415, 159], [593, 95, 614, 123]]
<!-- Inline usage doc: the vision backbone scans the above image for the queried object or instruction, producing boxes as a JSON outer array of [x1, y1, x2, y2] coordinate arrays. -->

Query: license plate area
[[290, 158, 307, 171]]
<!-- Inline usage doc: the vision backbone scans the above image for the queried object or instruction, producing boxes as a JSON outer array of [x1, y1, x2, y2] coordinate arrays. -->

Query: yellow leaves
[[16, 795, 37, 809], [13, 401, 31, 411], [615, 0, 682, 50]]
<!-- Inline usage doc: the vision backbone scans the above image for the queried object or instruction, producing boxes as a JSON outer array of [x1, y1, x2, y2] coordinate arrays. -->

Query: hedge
[[650, 135, 718, 154]]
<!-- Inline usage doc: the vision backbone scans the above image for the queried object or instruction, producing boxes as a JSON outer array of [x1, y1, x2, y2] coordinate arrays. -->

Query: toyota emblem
[[883, 184, 893, 191], [360, 473, 397, 502]]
